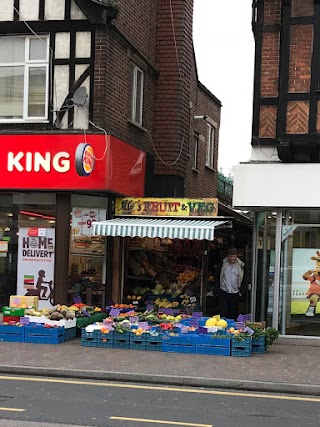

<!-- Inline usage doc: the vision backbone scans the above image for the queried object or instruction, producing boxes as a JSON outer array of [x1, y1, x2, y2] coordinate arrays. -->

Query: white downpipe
[[272, 210, 283, 329]]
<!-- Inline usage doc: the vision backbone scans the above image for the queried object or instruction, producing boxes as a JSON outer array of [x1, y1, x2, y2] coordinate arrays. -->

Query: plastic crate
[[81, 329, 98, 347], [130, 339, 147, 351], [145, 341, 162, 351], [113, 331, 130, 349], [0, 325, 25, 343], [162, 334, 196, 345], [2, 307, 25, 317], [196, 346, 231, 356], [64, 327, 77, 342], [252, 336, 266, 354], [231, 337, 252, 357], [25, 325, 64, 344], [97, 331, 114, 348], [196, 335, 231, 347], [162, 343, 196, 354]]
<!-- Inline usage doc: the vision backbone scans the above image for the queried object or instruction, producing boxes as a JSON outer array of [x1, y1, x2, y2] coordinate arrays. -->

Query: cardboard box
[[2, 306, 25, 317], [245, 321, 266, 331], [9, 295, 39, 310], [25, 315, 47, 324]]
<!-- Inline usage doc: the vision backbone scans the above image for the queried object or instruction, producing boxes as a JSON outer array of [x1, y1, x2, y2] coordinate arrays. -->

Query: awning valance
[[92, 217, 229, 241]]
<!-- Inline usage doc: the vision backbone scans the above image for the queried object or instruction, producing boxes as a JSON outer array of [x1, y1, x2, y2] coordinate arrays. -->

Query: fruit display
[[25, 304, 102, 320]]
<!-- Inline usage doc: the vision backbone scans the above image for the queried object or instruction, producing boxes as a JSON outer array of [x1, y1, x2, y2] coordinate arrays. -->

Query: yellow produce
[[216, 319, 228, 328], [205, 318, 217, 327]]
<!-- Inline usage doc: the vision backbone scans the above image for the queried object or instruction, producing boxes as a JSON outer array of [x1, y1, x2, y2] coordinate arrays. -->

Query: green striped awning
[[92, 217, 229, 241]]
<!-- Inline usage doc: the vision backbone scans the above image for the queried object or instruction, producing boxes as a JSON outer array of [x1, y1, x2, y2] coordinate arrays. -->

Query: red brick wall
[[93, 0, 221, 197], [260, 32, 280, 97], [288, 25, 313, 93], [264, 0, 281, 25]]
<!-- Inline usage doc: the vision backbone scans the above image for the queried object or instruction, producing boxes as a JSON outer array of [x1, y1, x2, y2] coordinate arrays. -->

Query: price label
[[81, 309, 91, 317], [133, 301, 139, 305], [192, 311, 202, 319], [190, 296, 197, 303], [110, 308, 120, 317], [74, 296, 82, 304], [129, 316, 139, 323]]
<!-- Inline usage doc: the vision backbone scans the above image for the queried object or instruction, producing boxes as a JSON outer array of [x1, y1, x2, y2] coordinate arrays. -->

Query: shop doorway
[[281, 223, 320, 336]]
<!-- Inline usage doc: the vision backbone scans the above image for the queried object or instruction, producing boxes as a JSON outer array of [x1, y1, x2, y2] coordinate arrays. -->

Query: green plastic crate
[[2, 307, 25, 317]]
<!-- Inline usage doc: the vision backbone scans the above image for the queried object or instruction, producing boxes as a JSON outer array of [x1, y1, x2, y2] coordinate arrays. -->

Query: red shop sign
[[0, 134, 146, 196]]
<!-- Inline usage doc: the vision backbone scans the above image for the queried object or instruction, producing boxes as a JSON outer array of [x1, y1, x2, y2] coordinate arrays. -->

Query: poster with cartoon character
[[17, 228, 55, 309], [292, 249, 320, 317]]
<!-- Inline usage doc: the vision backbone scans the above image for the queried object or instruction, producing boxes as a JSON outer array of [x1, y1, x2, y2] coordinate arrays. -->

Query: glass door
[[282, 223, 320, 336]]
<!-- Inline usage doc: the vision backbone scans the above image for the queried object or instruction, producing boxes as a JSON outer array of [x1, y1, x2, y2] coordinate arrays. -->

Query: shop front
[[234, 163, 320, 338], [92, 197, 230, 314], [0, 133, 146, 309]]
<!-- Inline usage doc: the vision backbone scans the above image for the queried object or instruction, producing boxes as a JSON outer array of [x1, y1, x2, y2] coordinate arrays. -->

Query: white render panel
[[55, 33, 70, 59], [53, 65, 69, 125], [250, 146, 280, 162], [45, 0, 65, 20], [20, 0, 39, 21], [233, 162, 320, 208], [76, 32, 91, 58], [0, 0, 14, 21], [73, 65, 89, 130], [71, 0, 86, 19]]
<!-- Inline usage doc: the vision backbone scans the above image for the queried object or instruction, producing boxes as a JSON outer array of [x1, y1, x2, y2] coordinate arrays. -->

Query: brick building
[[233, 0, 320, 338], [0, 0, 221, 307]]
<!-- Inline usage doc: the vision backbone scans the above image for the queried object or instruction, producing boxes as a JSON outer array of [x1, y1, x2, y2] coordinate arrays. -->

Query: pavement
[[0, 336, 320, 396]]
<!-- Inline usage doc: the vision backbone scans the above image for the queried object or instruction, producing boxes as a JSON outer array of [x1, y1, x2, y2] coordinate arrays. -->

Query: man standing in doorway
[[219, 248, 244, 319]]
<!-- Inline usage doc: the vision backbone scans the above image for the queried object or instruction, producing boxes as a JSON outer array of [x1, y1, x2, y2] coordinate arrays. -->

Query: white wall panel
[[76, 32, 91, 58], [233, 162, 320, 208], [71, 0, 86, 19], [73, 65, 89, 130], [53, 65, 69, 128], [55, 33, 70, 59], [20, 0, 39, 21], [0, 0, 14, 21], [45, 0, 65, 20], [250, 146, 280, 162]]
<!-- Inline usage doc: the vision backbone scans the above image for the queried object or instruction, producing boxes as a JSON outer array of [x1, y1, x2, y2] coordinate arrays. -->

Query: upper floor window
[[0, 35, 49, 122], [129, 63, 144, 126], [193, 132, 199, 170], [206, 123, 215, 169]]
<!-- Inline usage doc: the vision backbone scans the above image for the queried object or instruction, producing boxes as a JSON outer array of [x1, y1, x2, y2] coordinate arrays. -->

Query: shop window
[[206, 123, 215, 169], [291, 0, 314, 17], [0, 35, 49, 122], [129, 63, 144, 126], [193, 133, 199, 170]]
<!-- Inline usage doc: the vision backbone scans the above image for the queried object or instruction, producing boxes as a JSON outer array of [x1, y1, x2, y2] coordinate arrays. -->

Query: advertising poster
[[70, 207, 106, 256], [17, 227, 55, 309], [291, 248, 320, 317]]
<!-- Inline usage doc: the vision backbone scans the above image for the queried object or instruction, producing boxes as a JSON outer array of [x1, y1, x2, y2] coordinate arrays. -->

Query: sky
[[193, 0, 255, 176]]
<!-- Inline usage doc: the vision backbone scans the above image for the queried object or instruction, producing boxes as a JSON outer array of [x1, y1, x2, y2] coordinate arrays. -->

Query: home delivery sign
[[115, 198, 218, 217]]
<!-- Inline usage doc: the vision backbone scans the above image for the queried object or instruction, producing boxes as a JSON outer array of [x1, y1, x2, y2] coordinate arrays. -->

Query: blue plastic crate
[[130, 339, 147, 350], [81, 338, 98, 347], [146, 334, 163, 343], [64, 327, 77, 341], [162, 343, 196, 354], [113, 332, 130, 349], [25, 335, 64, 344], [196, 345, 231, 356], [196, 335, 231, 348], [231, 337, 252, 357], [0, 333, 25, 343], [0, 325, 25, 336], [145, 341, 162, 351], [25, 325, 64, 344], [162, 334, 196, 345], [97, 331, 114, 348], [252, 336, 266, 354], [129, 333, 148, 343]]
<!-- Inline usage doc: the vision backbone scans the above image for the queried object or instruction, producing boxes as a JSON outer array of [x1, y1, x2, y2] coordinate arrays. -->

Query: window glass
[[29, 38, 48, 61], [0, 37, 24, 63], [130, 63, 144, 126], [0, 67, 24, 118], [28, 67, 46, 117], [193, 133, 199, 169], [0, 35, 49, 122], [206, 124, 214, 168]]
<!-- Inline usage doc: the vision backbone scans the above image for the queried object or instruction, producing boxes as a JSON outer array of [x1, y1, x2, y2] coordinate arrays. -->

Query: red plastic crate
[[3, 316, 20, 323]]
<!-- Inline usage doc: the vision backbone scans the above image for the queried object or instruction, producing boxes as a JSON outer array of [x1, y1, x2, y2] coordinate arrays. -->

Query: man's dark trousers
[[219, 289, 239, 319]]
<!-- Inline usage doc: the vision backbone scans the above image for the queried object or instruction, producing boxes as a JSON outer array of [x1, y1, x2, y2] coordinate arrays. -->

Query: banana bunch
[[154, 298, 177, 308]]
